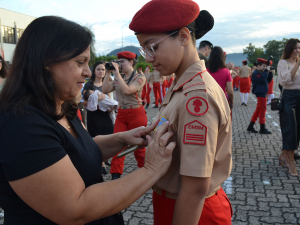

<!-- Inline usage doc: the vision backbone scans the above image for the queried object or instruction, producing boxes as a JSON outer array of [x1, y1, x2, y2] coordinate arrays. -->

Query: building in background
[[0, 7, 35, 64]]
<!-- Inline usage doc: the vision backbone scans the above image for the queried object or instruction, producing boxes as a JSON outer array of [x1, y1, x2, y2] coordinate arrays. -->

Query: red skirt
[[240, 77, 250, 93], [267, 79, 274, 94]]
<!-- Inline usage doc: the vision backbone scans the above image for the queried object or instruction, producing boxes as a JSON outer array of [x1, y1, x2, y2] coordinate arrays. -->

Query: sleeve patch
[[257, 74, 261, 78], [137, 78, 143, 84], [186, 97, 209, 116], [183, 120, 207, 145]]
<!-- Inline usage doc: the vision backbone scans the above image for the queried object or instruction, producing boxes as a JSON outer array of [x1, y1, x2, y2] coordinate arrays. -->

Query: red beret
[[146, 65, 151, 69], [242, 60, 247, 63], [117, 51, 136, 60], [129, 0, 200, 33], [257, 58, 267, 64], [138, 67, 142, 70], [269, 60, 273, 66]]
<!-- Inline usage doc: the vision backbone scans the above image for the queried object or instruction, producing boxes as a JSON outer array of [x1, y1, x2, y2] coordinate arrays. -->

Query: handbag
[[271, 89, 284, 111]]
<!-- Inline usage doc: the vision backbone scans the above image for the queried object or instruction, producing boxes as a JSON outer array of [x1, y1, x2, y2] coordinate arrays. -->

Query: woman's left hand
[[121, 120, 159, 147]]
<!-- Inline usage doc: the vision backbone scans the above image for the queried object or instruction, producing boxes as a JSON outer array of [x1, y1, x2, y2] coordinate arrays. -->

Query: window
[[16, 28, 24, 40], [1, 26, 15, 44]]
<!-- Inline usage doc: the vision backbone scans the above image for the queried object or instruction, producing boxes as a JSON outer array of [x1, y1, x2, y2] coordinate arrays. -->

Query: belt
[[119, 105, 141, 109], [152, 186, 220, 200]]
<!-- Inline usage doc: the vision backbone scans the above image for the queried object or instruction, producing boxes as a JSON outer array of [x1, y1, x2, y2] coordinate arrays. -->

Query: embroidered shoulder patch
[[186, 97, 209, 116], [256, 74, 261, 78], [154, 116, 168, 133], [183, 120, 207, 145]]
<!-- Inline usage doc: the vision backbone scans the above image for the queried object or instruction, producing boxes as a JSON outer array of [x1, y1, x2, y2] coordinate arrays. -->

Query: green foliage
[[137, 55, 146, 63], [95, 55, 118, 63], [135, 62, 153, 71], [243, 38, 290, 70]]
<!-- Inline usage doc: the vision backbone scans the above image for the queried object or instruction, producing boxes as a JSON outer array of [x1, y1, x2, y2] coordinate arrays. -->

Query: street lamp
[[122, 21, 131, 52]]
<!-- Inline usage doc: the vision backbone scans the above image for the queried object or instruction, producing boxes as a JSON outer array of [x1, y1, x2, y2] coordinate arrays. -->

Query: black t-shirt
[[0, 106, 103, 224], [84, 81, 102, 92]]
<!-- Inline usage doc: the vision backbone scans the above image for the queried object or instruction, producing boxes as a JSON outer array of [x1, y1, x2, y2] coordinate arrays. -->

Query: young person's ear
[[178, 27, 190, 46]]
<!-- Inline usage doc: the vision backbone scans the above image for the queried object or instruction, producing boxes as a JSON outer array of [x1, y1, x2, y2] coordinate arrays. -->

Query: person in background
[[0, 55, 8, 92], [151, 68, 163, 108], [267, 61, 275, 105], [247, 58, 273, 134], [198, 40, 213, 67], [233, 66, 240, 91], [0, 16, 176, 225], [102, 51, 147, 180], [161, 75, 167, 98], [142, 65, 152, 108], [207, 46, 234, 110], [278, 38, 300, 177], [239, 60, 252, 106]]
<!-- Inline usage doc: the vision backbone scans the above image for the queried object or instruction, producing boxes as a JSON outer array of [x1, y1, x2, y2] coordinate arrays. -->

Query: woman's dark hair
[[282, 38, 300, 60], [166, 10, 214, 46], [89, 60, 106, 88], [207, 46, 226, 73], [0, 55, 8, 78], [0, 16, 92, 120]]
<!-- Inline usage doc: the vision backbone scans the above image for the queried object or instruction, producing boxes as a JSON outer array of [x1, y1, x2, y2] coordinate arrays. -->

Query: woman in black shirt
[[0, 16, 175, 225]]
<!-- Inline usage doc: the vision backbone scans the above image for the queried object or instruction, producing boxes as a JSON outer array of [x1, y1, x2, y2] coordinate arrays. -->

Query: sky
[[1, 0, 300, 55]]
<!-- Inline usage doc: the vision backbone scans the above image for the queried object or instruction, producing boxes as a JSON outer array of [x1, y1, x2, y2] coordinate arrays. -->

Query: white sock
[[244, 93, 249, 104], [240, 93, 244, 103]]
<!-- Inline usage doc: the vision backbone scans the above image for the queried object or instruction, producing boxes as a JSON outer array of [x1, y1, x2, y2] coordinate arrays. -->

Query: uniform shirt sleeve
[[177, 90, 226, 178], [0, 111, 67, 181], [130, 74, 146, 91], [278, 60, 293, 86]]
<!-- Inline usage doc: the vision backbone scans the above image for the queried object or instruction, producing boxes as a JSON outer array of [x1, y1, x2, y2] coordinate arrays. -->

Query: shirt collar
[[173, 60, 206, 91]]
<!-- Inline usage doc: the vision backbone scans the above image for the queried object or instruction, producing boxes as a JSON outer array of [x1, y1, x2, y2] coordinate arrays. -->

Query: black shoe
[[247, 121, 258, 133], [244, 103, 248, 106], [153, 106, 159, 108], [142, 102, 145, 106], [152, 101, 156, 104], [101, 167, 107, 175], [105, 161, 111, 166], [294, 153, 300, 160], [241, 102, 245, 105], [111, 173, 121, 180], [145, 103, 149, 109], [259, 124, 271, 134]]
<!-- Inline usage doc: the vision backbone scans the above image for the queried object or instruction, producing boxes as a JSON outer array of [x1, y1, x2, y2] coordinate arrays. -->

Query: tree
[[243, 43, 265, 63]]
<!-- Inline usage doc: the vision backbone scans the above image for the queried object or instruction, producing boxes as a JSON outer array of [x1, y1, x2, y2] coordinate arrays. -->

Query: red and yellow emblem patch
[[186, 97, 209, 116]]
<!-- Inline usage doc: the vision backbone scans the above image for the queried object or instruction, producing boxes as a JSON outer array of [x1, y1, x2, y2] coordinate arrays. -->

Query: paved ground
[[1, 82, 300, 225]]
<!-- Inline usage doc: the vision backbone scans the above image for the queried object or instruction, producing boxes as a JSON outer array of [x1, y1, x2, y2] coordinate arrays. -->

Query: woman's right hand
[[144, 121, 176, 177]]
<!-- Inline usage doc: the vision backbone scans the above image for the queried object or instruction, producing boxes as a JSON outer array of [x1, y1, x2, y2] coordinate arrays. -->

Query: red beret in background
[[257, 58, 267, 64], [129, 0, 200, 33], [138, 67, 142, 70], [146, 65, 151, 69], [117, 51, 137, 60], [242, 60, 247, 63]]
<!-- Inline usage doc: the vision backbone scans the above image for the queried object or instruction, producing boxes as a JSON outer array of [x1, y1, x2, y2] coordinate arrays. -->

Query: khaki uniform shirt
[[144, 72, 152, 84], [153, 60, 232, 196], [239, 66, 251, 78], [151, 70, 162, 82], [113, 72, 146, 107]]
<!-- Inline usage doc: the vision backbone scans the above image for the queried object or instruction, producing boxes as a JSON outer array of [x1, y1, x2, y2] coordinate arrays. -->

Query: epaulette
[[182, 72, 207, 95]]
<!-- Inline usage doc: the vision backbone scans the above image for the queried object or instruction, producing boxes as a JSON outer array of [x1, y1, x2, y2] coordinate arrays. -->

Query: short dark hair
[[207, 46, 226, 73], [253, 62, 258, 67], [242, 61, 248, 65], [257, 61, 265, 66], [0, 16, 92, 120], [0, 55, 8, 79], [199, 41, 213, 50], [282, 38, 300, 60]]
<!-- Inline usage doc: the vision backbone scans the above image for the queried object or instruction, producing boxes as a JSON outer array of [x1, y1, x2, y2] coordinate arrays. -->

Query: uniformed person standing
[[267, 61, 275, 105], [143, 65, 153, 108], [233, 66, 240, 91], [151, 69, 163, 108], [130, 1, 232, 224], [239, 60, 252, 106], [247, 58, 273, 134], [102, 51, 147, 180]]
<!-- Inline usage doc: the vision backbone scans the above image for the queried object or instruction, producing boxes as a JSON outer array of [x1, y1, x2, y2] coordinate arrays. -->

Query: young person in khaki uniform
[[102, 51, 147, 180], [239, 60, 252, 106], [130, 1, 232, 224], [142, 65, 153, 108], [151, 69, 163, 108]]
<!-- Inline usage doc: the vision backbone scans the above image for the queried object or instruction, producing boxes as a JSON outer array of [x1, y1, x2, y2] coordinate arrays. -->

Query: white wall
[[0, 8, 35, 29], [2, 43, 16, 63]]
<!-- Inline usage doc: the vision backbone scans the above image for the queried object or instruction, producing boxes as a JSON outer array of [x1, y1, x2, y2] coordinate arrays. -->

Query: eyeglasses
[[139, 31, 178, 59]]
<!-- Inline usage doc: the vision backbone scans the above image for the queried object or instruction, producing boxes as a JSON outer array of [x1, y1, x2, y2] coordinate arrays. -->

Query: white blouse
[[278, 59, 300, 89]]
